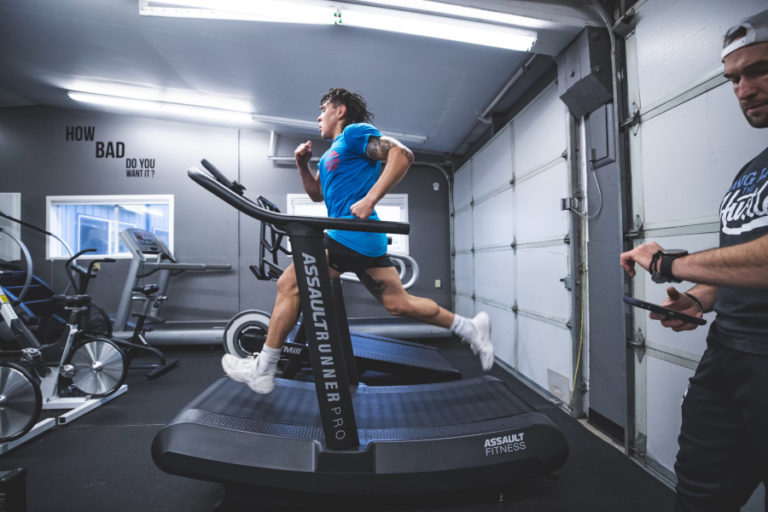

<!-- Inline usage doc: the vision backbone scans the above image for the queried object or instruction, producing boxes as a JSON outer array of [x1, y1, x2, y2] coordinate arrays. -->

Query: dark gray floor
[[0, 341, 675, 512]]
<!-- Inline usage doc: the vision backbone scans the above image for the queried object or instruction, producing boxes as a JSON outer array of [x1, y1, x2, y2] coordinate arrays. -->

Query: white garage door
[[624, 0, 766, 494], [453, 83, 577, 405]]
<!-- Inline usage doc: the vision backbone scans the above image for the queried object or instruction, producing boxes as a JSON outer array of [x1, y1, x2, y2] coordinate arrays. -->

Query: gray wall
[[0, 105, 452, 321]]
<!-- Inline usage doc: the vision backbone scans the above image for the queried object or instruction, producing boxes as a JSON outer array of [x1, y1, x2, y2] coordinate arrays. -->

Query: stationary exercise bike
[[65, 250, 180, 379], [0, 290, 127, 445], [0, 232, 127, 447]]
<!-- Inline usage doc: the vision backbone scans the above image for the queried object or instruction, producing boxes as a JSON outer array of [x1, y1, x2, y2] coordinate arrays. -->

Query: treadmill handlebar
[[200, 158, 246, 195], [144, 262, 232, 271], [188, 166, 410, 235]]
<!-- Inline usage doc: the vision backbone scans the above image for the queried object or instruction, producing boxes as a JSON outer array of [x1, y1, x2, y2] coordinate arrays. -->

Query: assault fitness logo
[[720, 165, 768, 236], [483, 432, 527, 457]]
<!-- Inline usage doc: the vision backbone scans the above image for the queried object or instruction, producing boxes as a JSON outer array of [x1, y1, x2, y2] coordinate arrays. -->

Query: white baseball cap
[[722, 9, 768, 60]]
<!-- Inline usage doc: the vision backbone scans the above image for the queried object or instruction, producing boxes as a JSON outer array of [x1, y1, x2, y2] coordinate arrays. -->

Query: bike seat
[[132, 284, 160, 297], [51, 294, 92, 308]]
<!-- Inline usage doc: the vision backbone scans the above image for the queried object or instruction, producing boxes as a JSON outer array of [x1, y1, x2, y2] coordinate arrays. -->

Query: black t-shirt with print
[[710, 145, 768, 355]]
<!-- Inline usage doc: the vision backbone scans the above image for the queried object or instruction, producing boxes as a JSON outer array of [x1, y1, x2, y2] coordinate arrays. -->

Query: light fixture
[[254, 114, 428, 144], [67, 91, 428, 143], [65, 80, 254, 113], [138, 0, 537, 52], [139, 0, 330, 24], [334, 4, 536, 52], [68, 91, 254, 125], [353, 0, 547, 29]]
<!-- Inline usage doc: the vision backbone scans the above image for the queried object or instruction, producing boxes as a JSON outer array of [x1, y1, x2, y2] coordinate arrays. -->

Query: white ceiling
[[0, 0, 602, 155]]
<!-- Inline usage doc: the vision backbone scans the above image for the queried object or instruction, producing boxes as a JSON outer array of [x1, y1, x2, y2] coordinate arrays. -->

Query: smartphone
[[623, 295, 707, 326]]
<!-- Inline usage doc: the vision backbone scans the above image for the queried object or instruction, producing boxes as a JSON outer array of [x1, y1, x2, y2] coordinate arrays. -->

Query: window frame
[[46, 194, 174, 260], [286, 193, 409, 254]]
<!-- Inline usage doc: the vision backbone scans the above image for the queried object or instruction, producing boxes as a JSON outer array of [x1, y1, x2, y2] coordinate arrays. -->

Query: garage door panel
[[475, 251, 514, 305], [517, 245, 570, 319], [646, 356, 693, 475], [487, 305, 515, 367], [455, 295, 475, 319], [455, 253, 473, 296], [641, 86, 763, 226], [454, 209, 473, 252], [515, 161, 570, 242], [513, 86, 567, 172], [626, 1, 768, 486], [632, 0, 763, 109], [472, 125, 513, 199], [474, 189, 514, 248], [518, 317, 572, 393], [452, 82, 574, 404], [454, 162, 473, 209]]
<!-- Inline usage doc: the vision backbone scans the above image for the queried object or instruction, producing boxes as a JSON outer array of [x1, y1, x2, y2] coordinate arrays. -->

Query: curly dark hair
[[320, 88, 373, 127]]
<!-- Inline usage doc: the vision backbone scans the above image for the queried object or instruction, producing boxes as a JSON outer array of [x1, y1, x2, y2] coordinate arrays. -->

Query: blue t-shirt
[[317, 123, 387, 257]]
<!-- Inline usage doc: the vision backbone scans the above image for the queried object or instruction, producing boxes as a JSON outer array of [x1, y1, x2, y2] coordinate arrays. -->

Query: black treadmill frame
[[187, 165, 410, 450], [287, 221, 360, 449], [155, 165, 569, 501]]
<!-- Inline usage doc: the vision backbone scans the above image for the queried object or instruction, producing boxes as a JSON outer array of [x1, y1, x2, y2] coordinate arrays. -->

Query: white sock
[[257, 345, 281, 371], [450, 314, 475, 343]]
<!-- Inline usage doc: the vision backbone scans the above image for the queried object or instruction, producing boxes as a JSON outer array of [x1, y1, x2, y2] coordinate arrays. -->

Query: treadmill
[[152, 165, 569, 506], [113, 228, 232, 345], [212, 160, 460, 383]]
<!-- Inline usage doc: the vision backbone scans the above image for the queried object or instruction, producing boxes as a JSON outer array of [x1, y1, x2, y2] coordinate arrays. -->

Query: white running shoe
[[221, 353, 276, 394], [468, 312, 494, 371]]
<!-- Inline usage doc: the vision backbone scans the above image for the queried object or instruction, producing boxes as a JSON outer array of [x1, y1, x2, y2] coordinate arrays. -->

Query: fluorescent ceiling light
[[253, 114, 319, 130], [66, 81, 253, 112], [359, 0, 548, 29], [139, 0, 330, 23], [68, 91, 428, 143], [68, 92, 254, 125], [139, 0, 537, 52], [254, 114, 428, 144], [335, 5, 536, 52]]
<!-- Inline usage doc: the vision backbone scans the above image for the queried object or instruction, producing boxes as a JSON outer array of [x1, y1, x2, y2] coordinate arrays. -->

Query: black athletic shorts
[[323, 235, 394, 274]]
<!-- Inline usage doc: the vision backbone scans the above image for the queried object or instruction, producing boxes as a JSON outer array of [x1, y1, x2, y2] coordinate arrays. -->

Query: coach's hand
[[651, 287, 703, 332]]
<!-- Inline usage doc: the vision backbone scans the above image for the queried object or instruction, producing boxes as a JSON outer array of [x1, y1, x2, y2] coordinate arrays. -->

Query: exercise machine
[[0, 211, 100, 350], [152, 164, 568, 506], [0, 229, 127, 453], [113, 228, 232, 345], [203, 161, 459, 383], [66, 250, 180, 379], [0, 211, 178, 379]]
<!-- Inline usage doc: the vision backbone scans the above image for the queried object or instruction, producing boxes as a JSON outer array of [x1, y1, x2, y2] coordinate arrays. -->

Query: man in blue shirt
[[223, 88, 493, 394]]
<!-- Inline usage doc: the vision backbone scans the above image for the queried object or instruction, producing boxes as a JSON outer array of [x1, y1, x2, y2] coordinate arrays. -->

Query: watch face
[[664, 249, 688, 257]]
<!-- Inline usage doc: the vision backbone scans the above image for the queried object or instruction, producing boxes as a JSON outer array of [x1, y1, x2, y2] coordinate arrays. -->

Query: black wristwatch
[[650, 249, 687, 283]]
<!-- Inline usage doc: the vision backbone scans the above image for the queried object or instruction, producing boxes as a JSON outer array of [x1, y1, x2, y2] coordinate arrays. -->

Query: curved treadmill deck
[[153, 376, 568, 495], [347, 332, 460, 381]]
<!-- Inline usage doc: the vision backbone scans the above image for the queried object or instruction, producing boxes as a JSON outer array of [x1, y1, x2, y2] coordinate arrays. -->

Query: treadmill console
[[122, 228, 170, 257]]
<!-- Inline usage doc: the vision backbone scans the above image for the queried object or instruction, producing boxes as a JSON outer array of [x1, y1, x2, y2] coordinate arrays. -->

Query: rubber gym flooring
[[0, 339, 675, 512]]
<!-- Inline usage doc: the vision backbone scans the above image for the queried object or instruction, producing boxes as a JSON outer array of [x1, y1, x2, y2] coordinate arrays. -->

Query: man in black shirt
[[620, 9, 768, 511]]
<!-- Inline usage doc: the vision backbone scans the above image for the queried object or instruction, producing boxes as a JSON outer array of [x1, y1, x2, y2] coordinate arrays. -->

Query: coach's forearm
[[673, 234, 768, 287]]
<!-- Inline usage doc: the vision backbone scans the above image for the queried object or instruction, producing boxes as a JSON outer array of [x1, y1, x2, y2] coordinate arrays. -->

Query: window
[[46, 195, 174, 259], [286, 193, 409, 254]]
